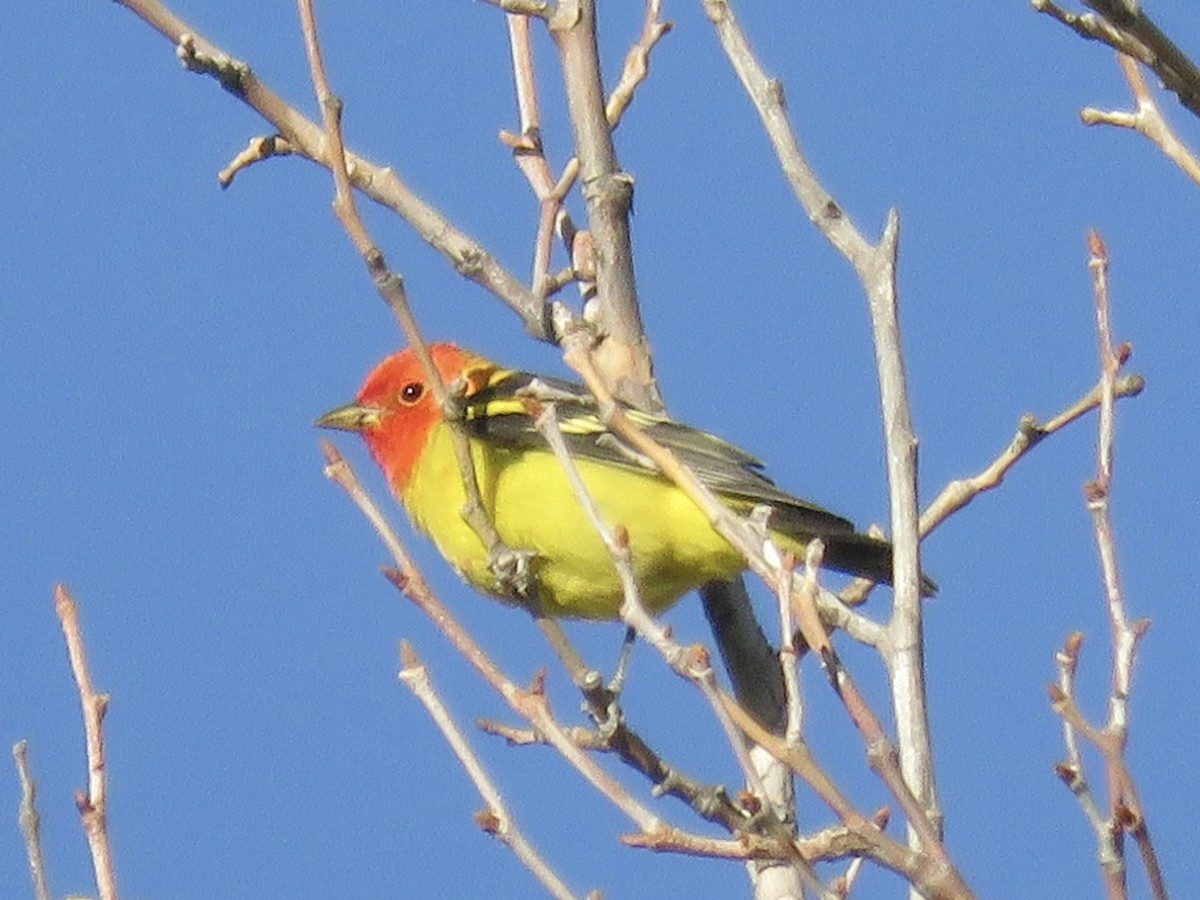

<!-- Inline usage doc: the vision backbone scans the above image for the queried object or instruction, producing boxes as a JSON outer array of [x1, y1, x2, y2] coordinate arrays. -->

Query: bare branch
[[1081, 54, 1200, 187], [55, 585, 119, 900], [605, 1, 672, 127], [1046, 232, 1166, 900], [787, 550, 950, 873], [528, 399, 780, 808], [296, 0, 539, 611], [503, 14, 575, 297], [217, 134, 294, 188], [703, 4, 940, 852], [549, 0, 659, 409], [623, 818, 891, 869], [398, 643, 581, 900], [501, 2, 668, 300], [919, 373, 1144, 537], [319, 443, 662, 834], [111, 0, 550, 336], [12, 741, 51, 900], [1032, 0, 1200, 120]]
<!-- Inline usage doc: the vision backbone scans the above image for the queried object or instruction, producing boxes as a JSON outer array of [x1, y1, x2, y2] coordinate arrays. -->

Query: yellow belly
[[401, 424, 744, 619]]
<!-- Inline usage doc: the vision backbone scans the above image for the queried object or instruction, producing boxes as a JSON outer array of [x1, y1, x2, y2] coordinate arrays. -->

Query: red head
[[316, 343, 496, 491]]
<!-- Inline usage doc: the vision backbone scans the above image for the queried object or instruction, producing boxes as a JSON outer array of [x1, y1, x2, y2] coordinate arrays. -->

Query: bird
[[316, 342, 933, 619]]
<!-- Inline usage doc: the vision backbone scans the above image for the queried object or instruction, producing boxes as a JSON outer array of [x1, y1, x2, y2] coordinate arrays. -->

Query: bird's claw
[[488, 547, 539, 599]]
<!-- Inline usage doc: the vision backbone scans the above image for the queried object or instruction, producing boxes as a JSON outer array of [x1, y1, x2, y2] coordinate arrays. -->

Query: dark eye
[[399, 381, 425, 405]]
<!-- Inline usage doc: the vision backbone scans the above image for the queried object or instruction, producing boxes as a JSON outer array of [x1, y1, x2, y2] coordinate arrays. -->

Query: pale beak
[[313, 402, 383, 433]]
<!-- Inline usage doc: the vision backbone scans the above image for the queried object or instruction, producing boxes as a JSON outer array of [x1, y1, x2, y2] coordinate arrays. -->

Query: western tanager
[[317, 343, 930, 619]]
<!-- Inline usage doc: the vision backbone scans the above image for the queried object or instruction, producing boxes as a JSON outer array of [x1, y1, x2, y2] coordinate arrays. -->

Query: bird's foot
[[488, 546, 540, 600]]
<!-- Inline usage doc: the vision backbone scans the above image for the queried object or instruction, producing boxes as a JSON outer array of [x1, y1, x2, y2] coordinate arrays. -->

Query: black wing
[[464, 368, 857, 539]]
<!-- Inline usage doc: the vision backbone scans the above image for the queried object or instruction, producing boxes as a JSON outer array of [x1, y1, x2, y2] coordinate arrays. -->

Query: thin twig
[[1080, 54, 1200, 187], [478, 718, 604, 750], [398, 642, 581, 900], [719, 695, 965, 899], [55, 585, 119, 900], [112, 0, 550, 336], [774, 552, 803, 749], [529, 399, 778, 807], [217, 134, 294, 187], [787, 547, 951, 870], [501, 1, 670, 301], [604, 1, 673, 129], [701, 7, 940, 855], [12, 741, 51, 900], [1087, 231, 1165, 898], [502, 13, 571, 296], [1047, 232, 1165, 900], [549, 0, 659, 411], [560, 330, 883, 646], [1032, 0, 1200, 120], [320, 443, 662, 834], [478, 710, 771, 840], [918, 373, 1144, 537], [1050, 636, 1116, 879], [296, 0, 532, 604]]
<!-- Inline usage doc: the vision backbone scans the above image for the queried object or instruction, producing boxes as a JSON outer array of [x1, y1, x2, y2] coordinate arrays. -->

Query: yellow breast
[[401, 424, 744, 619]]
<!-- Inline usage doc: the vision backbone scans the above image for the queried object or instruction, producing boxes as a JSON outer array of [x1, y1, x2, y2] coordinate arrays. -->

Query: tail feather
[[820, 532, 938, 597]]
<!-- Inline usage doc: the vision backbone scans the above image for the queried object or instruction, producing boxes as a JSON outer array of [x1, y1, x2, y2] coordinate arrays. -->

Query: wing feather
[[464, 369, 856, 539]]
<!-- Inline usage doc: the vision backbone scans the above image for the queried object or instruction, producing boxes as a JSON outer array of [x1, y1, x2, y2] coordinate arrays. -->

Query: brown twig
[[918, 373, 1144, 538], [1080, 54, 1200, 187], [1047, 233, 1165, 900], [217, 134, 294, 187], [295, 0, 536, 607], [478, 717, 604, 750], [502, 13, 573, 297], [1090, 232, 1163, 898], [55, 584, 119, 900], [701, 5, 940, 849], [12, 741, 51, 900], [718, 694, 966, 898], [398, 642, 581, 900], [477, 711, 769, 841], [788, 546, 953, 871], [1032, 0, 1200, 120], [606, 1, 672, 127], [111, 0, 550, 336], [501, 1, 669, 301], [299, 0, 603, 704], [528, 399, 776, 805], [385, 575, 660, 836], [320, 442, 661, 834], [549, 0, 659, 411]]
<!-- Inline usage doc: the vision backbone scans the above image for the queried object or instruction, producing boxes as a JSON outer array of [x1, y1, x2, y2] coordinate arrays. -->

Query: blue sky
[[4, 2, 1198, 897]]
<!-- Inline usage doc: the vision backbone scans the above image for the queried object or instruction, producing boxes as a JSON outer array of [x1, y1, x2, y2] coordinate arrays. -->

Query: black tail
[[821, 532, 938, 596]]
